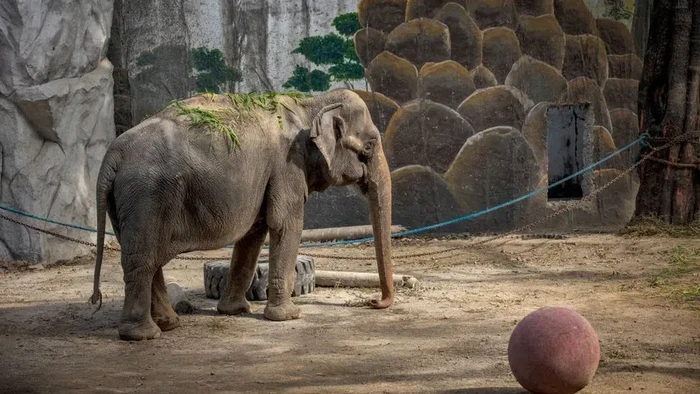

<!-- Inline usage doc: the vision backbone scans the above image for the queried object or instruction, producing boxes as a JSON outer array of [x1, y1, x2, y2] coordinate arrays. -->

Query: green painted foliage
[[191, 47, 242, 93], [603, 0, 633, 20], [332, 13, 362, 36], [285, 13, 364, 92]]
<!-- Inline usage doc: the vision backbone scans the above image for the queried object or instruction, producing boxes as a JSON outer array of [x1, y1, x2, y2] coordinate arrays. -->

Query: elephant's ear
[[311, 103, 344, 168]]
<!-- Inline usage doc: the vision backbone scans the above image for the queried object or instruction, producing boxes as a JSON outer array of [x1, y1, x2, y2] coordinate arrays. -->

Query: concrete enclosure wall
[[0, 0, 116, 263]]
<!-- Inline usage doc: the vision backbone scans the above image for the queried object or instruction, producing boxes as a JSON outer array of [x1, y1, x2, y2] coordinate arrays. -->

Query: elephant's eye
[[362, 141, 374, 155]]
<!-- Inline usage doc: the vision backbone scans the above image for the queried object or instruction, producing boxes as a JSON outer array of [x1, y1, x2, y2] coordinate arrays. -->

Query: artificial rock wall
[[0, 1, 115, 263], [310, 0, 643, 233]]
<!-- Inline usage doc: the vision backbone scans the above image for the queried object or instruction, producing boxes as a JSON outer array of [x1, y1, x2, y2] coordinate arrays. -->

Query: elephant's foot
[[217, 298, 251, 315], [118, 319, 162, 341], [153, 314, 180, 331], [263, 301, 300, 321]]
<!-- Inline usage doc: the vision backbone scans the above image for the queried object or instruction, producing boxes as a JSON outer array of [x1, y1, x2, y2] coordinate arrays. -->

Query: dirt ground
[[0, 234, 698, 393]]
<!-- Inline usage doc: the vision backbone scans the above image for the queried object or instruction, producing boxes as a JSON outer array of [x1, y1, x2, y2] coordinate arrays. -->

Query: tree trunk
[[635, 0, 700, 224], [632, 0, 654, 57]]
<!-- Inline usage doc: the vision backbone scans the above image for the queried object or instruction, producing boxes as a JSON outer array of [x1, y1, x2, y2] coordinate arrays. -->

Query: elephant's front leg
[[217, 223, 269, 315], [264, 218, 303, 321]]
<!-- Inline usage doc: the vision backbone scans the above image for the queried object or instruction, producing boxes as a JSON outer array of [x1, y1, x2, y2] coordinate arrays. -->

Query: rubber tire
[[203, 256, 315, 301]]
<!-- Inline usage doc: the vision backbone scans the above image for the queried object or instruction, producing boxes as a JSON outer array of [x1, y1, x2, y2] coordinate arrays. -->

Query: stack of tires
[[203, 256, 316, 301]]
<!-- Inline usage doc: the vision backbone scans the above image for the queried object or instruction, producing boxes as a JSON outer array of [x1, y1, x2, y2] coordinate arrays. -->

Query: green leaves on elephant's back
[[167, 91, 311, 151]]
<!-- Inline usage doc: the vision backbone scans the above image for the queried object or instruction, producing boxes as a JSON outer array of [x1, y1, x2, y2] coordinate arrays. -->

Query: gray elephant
[[89, 89, 394, 340]]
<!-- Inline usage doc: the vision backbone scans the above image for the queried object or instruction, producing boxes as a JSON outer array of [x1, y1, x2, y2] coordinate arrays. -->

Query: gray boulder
[[385, 19, 452, 70], [304, 186, 370, 229], [354, 28, 387, 67], [457, 85, 534, 134], [352, 90, 400, 135], [418, 61, 476, 109], [515, 14, 566, 70], [384, 99, 476, 173], [358, 0, 408, 33], [603, 78, 639, 112], [609, 108, 640, 167], [596, 18, 635, 55], [470, 65, 499, 89], [553, 0, 599, 36], [435, 3, 482, 70], [505, 56, 568, 104], [366, 51, 419, 104], [562, 34, 608, 87], [521, 102, 553, 179], [607, 54, 643, 80], [391, 165, 464, 232], [482, 27, 523, 84], [444, 127, 540, 233]]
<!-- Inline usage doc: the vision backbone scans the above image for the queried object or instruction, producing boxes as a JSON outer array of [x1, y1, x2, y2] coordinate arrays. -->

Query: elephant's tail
[[89, 149, 120, 312]]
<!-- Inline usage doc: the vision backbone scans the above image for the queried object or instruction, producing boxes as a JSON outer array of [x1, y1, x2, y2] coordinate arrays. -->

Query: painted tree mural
[[284, 13, 365, 92]]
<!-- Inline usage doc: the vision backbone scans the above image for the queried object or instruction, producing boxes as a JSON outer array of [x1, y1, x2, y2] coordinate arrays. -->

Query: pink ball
[[508, 306, 600, 394]]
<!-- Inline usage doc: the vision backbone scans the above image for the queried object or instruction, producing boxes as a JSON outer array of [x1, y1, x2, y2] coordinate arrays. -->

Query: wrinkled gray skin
[[90, 89, 394, 340]]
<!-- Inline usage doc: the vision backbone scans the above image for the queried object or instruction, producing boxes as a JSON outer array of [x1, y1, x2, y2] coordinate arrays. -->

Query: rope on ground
[[0, 131, 692, 262]]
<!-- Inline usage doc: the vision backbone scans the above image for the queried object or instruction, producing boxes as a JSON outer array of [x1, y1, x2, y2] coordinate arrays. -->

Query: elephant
[[89, 89, 395, 340]]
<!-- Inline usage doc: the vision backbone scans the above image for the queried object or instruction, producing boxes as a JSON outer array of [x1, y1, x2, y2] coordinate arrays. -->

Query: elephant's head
[[300, 89, 394, 309]]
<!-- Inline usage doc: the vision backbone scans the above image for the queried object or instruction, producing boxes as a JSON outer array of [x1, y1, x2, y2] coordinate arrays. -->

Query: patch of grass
[[174, 101, 239, 150], [619, 217, 700, 237], [648, 245, 700, 287]]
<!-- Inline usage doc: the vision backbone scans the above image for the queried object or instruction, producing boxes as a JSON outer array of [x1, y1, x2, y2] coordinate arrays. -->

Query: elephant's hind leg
[[119, 253, 162, 341], [217, 223, 269, 315], [151, 267, 180, 331]]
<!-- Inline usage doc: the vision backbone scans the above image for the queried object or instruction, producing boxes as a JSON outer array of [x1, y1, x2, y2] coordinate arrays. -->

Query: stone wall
[[0, 0, 115, 263], [314, 0, 643, 233]]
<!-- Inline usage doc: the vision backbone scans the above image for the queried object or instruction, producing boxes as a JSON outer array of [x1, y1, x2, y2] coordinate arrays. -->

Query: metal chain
[[0, 131, 692, 263]]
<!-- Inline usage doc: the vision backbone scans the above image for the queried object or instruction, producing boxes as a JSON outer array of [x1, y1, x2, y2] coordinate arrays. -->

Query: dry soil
[[0, 234, 698, 393]]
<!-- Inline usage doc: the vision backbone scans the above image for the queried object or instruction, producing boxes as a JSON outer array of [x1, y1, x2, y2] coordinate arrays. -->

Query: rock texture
[[418, 61, 476, 109], [465, 0, 519, 30], [366, 51, 419, 104], [445, 127, 540, 232], [607, 54, 643, 80], [515, 14, 566, 70], [458, 86, 534, 133], [359, 0, 408, 33], [553, 0, 598, 36], [562, 35, 608, 87], [352, 90, 400, 135], [354, 28, 387, 67], [514, 0, 554, 16], [0, 1, 115, 264], [603, 78, 639, 112], [304, 186, 370, 229], [505, 56, 567, 104], [384, 100, 476, 172], [609, 108, 640, 167], [521, 102, 552, 178], [482, 27, 523, 84], [391, 165, 464, 231], [385, 18, 451, 70], [596, 18, 635, 55], [470, 65, 499, 89], [435, 3, 482, 70], [559, 77, 613, 134]]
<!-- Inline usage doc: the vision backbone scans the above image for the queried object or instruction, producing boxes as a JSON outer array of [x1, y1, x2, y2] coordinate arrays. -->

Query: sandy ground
[[0, 234, 698, 394]]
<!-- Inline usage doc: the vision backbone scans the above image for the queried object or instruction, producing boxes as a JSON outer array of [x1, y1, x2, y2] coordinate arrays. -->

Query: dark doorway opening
[[546, 103, 592, 200]]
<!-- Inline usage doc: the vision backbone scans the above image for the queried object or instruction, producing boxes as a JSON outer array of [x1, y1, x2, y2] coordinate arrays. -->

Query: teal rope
[[0, 135, 647, 249]]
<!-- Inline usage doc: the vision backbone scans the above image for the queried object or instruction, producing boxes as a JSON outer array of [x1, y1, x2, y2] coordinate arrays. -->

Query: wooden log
[[165, 280, 196, 314], [315, 270, 419, 289], [264, 224, 407, 244]]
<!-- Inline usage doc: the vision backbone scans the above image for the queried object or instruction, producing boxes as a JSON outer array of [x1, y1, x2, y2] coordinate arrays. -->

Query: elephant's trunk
[[365, 141, 395, 309]]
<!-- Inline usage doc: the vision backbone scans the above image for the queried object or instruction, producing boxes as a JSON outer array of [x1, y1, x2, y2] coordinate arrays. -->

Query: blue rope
[[0, 135, 646, 249]]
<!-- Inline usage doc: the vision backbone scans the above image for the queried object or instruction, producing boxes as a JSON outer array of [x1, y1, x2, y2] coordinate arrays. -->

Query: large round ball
[[508, 306, 600, 394]]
